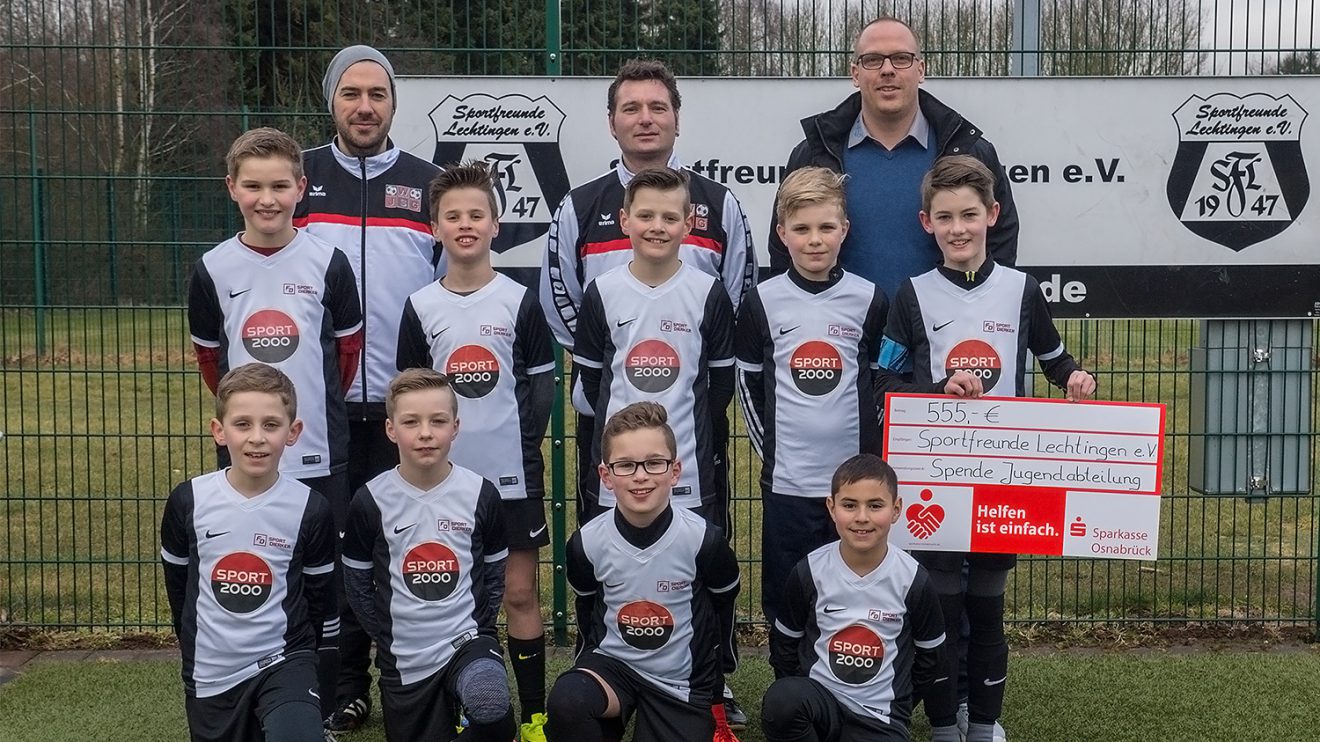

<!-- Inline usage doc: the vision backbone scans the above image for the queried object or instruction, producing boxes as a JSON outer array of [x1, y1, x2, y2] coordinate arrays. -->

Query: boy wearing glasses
[[545, 402, 741, 741], [767, 16, 1019, 304]]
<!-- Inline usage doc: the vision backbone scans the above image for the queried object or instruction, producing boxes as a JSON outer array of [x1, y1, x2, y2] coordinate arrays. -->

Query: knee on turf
[[759, 676, 813, 731], [456, 657, 512, 724]]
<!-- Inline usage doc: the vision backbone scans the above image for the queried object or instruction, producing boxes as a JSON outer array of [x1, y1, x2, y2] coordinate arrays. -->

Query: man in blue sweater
[[767, 16, 1019, 300]]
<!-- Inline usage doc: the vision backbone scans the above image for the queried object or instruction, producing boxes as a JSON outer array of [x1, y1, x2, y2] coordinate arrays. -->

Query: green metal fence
[[3, 0, 1318, 637]]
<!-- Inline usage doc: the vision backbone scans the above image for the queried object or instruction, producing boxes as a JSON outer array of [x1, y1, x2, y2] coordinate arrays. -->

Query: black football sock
[[508, 633, 547, 722]]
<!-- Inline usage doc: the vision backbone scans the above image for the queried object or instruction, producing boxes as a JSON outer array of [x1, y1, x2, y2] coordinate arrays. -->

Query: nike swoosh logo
[[308, 688, 319, 699], [430, 327, 448, 340], [394, 523, 416, 534], [823, 605, 846, 614], [204, 530, 229, 539], [984, 676, 1007, 686], [489, 649, 503, 659], [778, 325, 800, 336], [516, 653, 538, 661], [528, 525, 547, 539], [604, 581, 625, 589], [933, 320, 955, 331], [616, 318, 637, 327], [228, 289, 250, 298]]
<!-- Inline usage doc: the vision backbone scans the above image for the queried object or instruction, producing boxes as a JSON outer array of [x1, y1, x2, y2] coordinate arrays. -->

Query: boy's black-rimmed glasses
[[604, 458, 675, 476]]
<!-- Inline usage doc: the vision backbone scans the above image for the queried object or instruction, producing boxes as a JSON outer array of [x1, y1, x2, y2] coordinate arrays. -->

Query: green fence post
[[28, 108, 46, 354], [545, 0, 568, 647], [107, 177, 118, 299]]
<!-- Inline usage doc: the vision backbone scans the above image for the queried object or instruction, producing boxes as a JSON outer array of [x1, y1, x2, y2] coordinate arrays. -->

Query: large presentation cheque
[[883, 395, 1166, 560]]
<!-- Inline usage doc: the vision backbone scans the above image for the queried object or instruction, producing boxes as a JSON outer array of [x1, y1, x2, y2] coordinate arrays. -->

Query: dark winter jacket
[[768, 89, 1019, 275]]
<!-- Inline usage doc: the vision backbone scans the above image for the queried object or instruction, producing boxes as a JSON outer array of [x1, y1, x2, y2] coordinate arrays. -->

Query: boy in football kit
[[396, 161, 555, 740], [545, 402, 741, 742], [573, 167, 736, 528], [763, 454, 958, 742], [735, 167, 888, 628], [161, 364, 339, 742], [339, 368, 516, 741], [188, 127, 364, 535], [874, 156, 1097, 742]]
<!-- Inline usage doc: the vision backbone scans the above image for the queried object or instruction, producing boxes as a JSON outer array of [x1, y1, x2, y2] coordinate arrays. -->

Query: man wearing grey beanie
[[293, 44, 443, 735]]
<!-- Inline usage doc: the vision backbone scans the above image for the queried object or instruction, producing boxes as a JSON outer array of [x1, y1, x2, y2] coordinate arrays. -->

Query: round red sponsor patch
[[241, 309, 300, 362], [827, 623, 885, 684], [624, 339, 680, 393], [401, 542, 461, 601], [445, 345, 500, 398], [789, 341, 844, 396], [211, 552, 274, 613], [616, 600, 675, 650], [945, 339, 1003, 392]]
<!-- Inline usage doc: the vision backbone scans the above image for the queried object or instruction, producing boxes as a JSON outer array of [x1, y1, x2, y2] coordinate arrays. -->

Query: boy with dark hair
[[735, 166, 889, 628], [545, 402, 741, 742], [161, 363, 340, 741], [763, 453, 957, 742], [396, 161, 555, 741], [875, 155, 1096, 742], [188, 126, 363, 535], [340, 368, 516, 741], [573, 167, 736, 528]]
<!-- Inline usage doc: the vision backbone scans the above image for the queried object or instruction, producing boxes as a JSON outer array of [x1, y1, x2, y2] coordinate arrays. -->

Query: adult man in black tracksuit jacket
[[293, 44, 442, 734], [767, 18, 1018, 302]]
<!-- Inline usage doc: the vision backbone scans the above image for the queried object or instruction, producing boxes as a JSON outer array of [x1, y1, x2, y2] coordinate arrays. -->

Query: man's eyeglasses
[[604, 458, 674, 476], [854, 52, 920, 70]]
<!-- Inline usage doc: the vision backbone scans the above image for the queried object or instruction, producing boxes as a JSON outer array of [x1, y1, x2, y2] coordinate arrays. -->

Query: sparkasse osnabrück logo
[[1166, 92, 1309, 251], [430, 93, 570, 254]]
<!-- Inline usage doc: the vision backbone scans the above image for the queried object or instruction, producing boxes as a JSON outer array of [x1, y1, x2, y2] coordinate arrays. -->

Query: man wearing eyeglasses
[[767, 16, 1018, 302]]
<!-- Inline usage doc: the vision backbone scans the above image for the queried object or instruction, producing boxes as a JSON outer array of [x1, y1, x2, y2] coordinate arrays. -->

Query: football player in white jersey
[[161, 364, 339, 742], [765, 454, 957, 742]]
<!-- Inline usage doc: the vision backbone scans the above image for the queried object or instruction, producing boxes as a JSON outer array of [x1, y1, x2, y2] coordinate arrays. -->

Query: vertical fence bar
[[545, 0, 567, 645], [29, 108, 47, 355]]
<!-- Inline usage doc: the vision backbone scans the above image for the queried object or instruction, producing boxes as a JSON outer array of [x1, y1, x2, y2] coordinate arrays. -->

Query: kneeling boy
[[546, 402, 741, 741], [161, 363, 339, 742], [340, 368, 515, 741], [763, 454, 958, 742]]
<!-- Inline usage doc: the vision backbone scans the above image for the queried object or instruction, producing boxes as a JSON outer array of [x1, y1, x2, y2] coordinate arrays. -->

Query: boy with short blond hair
[[396, 160, 555, 739], [546, 402, 741, 741], [735, 166, 889, 628], [875, 155, 1096, 742], [188, 126, 363, 535], [764, 454, 957, 742], [573, 167, 736, 527], [161, 363, 339, 741], [340, 368, 515, 741]]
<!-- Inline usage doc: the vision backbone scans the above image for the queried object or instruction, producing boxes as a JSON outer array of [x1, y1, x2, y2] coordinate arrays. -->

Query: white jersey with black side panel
[[735, 270, 887, 497], [397, 273, 556, 501], [776, 544, 945, 727], [160, 471, 336, 698], [568, 507, 739, 703], [294, 142, 442, 407], [539, 155, 755, 352], [340, 466, 508, 686], [188, 231, 362, 477], [878, 263, 1071, 398], [573, 263, 735, 510]]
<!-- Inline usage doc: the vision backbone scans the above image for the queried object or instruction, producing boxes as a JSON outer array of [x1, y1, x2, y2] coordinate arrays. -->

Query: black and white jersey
[[771, 543, 945, 727], [567, 507, 740, 703], [294, 142, 442, 407], [188, 231, 363, 477], [160, 471, 337, 698], [539, 156, 755, 351], [573, 264, 735, 510], [340, 465, 508, 686], [396, 273, 556, 501], [876, 261, 1077, 397], [735, 270, 887, 497]]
